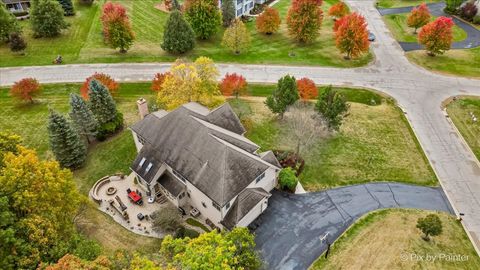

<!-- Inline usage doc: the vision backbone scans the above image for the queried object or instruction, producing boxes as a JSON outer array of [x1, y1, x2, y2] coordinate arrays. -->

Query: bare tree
[[283, 102, 329, 156]]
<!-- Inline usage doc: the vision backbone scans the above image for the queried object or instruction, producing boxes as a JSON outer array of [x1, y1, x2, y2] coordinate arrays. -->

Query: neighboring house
[[2, 0, 31, 13], [219, 0, 268, 17], [130, 102, 281, 230]]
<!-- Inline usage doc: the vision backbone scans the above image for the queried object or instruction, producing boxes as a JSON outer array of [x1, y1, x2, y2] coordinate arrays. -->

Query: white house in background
[[2, 0, 31, 13], [220, 0, 268, 17], [129, 102, 281, 230]]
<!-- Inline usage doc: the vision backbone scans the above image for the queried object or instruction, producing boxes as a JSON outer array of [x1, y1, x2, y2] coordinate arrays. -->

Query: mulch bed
[[273, 150, 305, 177]]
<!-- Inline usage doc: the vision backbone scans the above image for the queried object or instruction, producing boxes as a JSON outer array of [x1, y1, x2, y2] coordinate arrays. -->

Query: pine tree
[[88, 79, 118, 126], [69, 93, 98, 144], [161, 10, 196, 54], [221, 0, 235, 27], [265, 75, 299, 118], [57, 0, 75, 16], [0, 2, 20, 42], [30, 0, 68, 38], [48, 110, 87, 168]]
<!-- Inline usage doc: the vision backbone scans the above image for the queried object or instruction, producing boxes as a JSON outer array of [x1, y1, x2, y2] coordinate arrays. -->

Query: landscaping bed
[[376, 0, 441, 9]]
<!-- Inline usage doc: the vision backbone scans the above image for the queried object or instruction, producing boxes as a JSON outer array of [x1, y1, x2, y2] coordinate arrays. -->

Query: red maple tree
[[220, 73, 248, 98], [10, 78, 41, 103], [80, 73, 119, 99], [297, 77, 318, 100], [334, 12, 370, 59], [407, 3, 431, 33], [101, 2, 129, 41], [418, 16, 454, 56], [286, 0, 323, 43], [151, 72, 171, 92], [256, 7, 281, 35], [328, 2, 350, 19]]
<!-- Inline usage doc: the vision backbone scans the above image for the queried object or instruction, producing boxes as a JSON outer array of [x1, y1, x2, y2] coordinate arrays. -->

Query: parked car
[[368, 31, 376, 42]]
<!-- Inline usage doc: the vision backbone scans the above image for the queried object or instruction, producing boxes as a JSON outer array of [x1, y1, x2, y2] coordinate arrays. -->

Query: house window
[[226, 201, 231, 210], [212, 201, 221, 211], [237, 8, 242, 16], [187, 192, 190, 198], [249, 2, 253, 8], [202, 202, 207, 208], [255, 172, 266, 183], [237, 0, 242, 5], [138, 135, 146, 145]]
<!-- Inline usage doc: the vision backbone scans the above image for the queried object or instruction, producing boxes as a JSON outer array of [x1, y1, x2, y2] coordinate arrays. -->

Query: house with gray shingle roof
[[130, 102, 280, 230]]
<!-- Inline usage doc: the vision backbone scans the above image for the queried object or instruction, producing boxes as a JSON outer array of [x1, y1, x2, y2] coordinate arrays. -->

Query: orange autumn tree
[[334, 12, 370, 59], [418, 16, 454, 56], [256, 7, 281, 35], [328, 2, 350, 19], [10, 78, 41, 103], [220, 73, 247, 98], [407, 3, 431, 33], [80, 73, 119, 99], [151, 72, 172, 92], [297, 77, 318, 100], [286, 0, 323, 43]]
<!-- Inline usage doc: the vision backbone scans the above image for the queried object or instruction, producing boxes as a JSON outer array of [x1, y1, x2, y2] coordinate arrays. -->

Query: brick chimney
[[137, 98, 149, 119]]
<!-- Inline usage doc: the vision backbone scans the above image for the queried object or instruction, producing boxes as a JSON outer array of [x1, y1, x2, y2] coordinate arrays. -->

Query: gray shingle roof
[[221, 187, 271, 230], [130, 103, 273, 206], [158, 171, 185, 197], [260, 151, 282, 168]]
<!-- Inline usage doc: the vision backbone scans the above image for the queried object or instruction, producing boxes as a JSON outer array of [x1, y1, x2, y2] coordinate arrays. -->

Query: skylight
[[145, 162, 153, 173], [139, 157, 146, 167]]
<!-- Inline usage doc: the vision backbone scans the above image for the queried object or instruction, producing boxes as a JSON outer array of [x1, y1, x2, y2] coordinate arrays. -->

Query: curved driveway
[[378, 2, 480, 51], [254, 183, 454, 270], [1, 0, 480, 261]]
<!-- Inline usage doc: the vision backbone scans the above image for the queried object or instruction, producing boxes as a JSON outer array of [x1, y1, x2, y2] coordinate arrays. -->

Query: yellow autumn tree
[[157, 57, 224, 110], [222, 18, 251, 54]]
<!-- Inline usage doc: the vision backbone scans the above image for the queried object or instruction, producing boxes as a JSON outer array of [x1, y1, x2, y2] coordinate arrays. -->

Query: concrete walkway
[[1, 0, 480, 258], [378, 2, 480, 51], [253, 183, 454, 270]]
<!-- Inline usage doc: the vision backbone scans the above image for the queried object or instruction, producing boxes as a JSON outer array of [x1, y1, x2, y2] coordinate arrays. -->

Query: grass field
[[376, 0, 441, 8], [384, 14, 467, 43], [446, 97, 480, 161], [311, 209, 480, 269], [406, 47, 480, 78], [0, 0, 372, 67]]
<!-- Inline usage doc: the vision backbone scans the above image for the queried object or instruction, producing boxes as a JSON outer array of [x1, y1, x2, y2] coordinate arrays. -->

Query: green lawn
[[0, 0, 372, 67], [384, 14, 467, 42], [446, 97, 480, 161], [406, 47, 480, 78], [376, 0, 441, 8], [311, 209, 480, 269]]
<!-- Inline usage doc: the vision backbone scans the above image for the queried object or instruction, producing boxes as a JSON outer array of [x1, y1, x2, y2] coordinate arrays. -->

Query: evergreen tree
[[172, 0, 181, 10], [69, 93, 98, 144], [48, 110, 87, 168], [57, 0, 75, 16], [265, 75, 299, 118], [0, 2, 20, 42], [221, 0, 235, 27], [88, 79, 118, 125], [31, 0, 68, 37], [161, 10, 195, 54], [9, 32, 27, 52]]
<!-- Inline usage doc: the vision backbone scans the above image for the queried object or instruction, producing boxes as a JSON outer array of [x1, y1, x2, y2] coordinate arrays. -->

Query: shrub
[[416, 214, 442, 241], [222, 18, 251, 54], [334, 12, 370, 59], [10, 78, 41, 103], [474, 15, 480, 24], [162, 10, 196, 54], [174, 226, 200, 239], [30, 0, 68, 37], [444, 0, 462, 14], [328, 2, 349, 19], [185, 0, 222, 40], [57, 0, 75, 16], [297, 77, 318, 100], [459, 2, 478, 21], [80, 72, 119, 99], [0, 2, 20, 42], [9, 32, 27, 52], [278, 167, 298, 191], [95, 112, 123, 141], [418, 16, 454, 56], [256, 7, 281, 35], [152, 206, 182, 233], [286, 0, 323, 43], [151, 72, 172, 92], [220, 73, 247, 98]]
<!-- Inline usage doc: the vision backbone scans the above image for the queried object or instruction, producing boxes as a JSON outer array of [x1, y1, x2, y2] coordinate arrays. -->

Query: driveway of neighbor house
[[253, 183, 454, 270], [378, 2, 480, 51]]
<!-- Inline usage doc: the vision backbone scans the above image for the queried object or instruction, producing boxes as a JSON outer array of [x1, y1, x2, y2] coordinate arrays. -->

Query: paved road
[[254, 183, 454, 270], [378, 3, 480, 51], [1, 0, 480, 262]]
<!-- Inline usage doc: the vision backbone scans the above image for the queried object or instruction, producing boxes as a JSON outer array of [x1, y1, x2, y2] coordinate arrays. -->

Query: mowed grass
[[446, 97, 480, 161], [311, 209, 480, 270], [235, 89, 436, 190], [406, 47, 480, 78], [384, 14, 467, 43], [0, 0, 372, 67], [376, 0, 441, 8]]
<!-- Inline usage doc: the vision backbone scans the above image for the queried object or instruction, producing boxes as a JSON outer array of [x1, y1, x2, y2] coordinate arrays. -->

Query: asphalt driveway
[[378, 3, 480, 51], [253, 182, 454, 270]]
